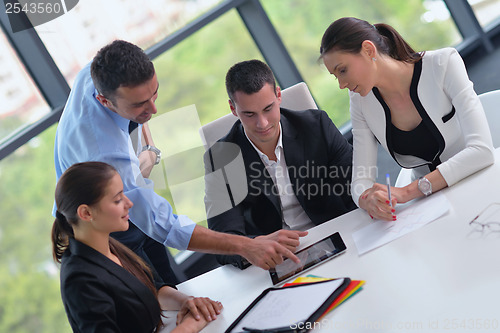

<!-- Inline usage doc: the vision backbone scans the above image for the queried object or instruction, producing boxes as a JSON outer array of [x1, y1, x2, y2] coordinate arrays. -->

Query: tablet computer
[[269, 232, 346, 285]]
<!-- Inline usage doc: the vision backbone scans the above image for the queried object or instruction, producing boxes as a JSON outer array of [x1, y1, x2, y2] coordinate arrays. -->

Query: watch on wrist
[[141, 145, 161, 165], [418, 176, 432, 196]]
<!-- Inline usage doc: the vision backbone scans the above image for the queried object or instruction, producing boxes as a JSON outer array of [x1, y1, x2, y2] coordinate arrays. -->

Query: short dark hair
[[225, 60, 276, 103], [320, 17, 423, 64], [90, 40, 155, 101]]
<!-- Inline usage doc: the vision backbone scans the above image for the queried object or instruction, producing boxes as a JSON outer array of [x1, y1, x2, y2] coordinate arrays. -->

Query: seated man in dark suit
[[204, 60, 356, 269]]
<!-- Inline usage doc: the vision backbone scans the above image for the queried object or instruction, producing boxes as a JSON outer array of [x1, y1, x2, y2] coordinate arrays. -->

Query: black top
[[60, 238, 161, 333], [390, 121, 439, 162], [373, 58, 446, 171]]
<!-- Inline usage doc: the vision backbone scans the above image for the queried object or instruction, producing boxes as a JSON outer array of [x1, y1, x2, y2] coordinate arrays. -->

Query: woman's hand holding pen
[[360, 176, 445, 221], [359, 183, 398, 221]]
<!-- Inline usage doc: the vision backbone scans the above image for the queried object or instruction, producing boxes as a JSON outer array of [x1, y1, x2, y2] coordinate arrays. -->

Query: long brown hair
[[320, 17, 423, 63], [52, 162, 162, 329]]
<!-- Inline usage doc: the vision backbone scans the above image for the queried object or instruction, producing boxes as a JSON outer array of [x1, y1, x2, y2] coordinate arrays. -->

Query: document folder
[[225, 277, 351, 333]]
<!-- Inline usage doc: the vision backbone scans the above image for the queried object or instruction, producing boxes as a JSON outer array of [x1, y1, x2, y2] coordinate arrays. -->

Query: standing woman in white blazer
[[319, 17, 494, 221]]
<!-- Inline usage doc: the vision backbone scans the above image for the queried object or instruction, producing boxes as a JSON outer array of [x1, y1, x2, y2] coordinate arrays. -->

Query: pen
[[386, 173, 392, 208]]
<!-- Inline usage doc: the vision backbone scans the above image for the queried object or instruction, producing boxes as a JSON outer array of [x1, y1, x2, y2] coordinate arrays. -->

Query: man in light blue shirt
[[54, 40, 299, 276]]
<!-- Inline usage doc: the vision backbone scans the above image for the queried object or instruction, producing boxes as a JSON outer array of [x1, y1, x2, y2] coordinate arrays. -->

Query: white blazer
[[350, 47, 494, 205]]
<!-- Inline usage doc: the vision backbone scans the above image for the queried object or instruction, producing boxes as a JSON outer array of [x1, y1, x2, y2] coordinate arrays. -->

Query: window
[[149, 8, 261, 255], [0, 32, 50, 143], [0, 125, 70, 332], [263, 0, 460, 127], [35, 0, 223, 85], [468, 0, 500, 28]]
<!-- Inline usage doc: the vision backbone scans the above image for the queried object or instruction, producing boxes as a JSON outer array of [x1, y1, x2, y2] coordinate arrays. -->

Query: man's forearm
[[186, 225, 300, 270], [187, 225, 248, 256], [141, 122, 155, 146]]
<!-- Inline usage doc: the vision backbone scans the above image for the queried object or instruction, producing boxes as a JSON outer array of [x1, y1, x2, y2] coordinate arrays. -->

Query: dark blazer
[[204, 108, 355, 268], [60, 238, 161, 333]]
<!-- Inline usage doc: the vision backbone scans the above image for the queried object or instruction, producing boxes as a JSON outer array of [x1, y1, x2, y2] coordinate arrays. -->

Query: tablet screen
[[269, 232, 346, 285]]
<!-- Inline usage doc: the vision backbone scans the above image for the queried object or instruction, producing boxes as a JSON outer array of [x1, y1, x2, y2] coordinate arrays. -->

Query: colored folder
[[284, 275, 365, 319]]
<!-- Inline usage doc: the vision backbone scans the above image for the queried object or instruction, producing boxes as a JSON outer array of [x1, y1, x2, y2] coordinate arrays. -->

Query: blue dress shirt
[[53, 63, 195, 250]]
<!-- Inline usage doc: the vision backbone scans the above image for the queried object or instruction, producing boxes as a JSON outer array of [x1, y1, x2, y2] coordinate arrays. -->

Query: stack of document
[[226, 275, 364, 332]]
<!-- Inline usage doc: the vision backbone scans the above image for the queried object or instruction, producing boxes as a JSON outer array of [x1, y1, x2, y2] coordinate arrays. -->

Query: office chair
[[478, 89, 500, 148], [199, 82, 317, 149]]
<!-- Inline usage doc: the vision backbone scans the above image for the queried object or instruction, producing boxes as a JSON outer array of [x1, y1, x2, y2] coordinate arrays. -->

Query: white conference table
[[162, 148, 500, 332]]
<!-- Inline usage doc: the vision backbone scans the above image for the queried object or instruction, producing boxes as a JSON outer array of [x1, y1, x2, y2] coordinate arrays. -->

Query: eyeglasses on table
[[469, 202, 500, 233]]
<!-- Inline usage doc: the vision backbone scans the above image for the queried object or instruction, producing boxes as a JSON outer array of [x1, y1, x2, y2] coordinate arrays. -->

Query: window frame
[[1, 0, 500, 280], [1, 0, 499, 161]]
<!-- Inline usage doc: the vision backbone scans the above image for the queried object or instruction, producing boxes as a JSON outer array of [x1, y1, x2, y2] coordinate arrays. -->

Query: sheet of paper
[[353, 192, 450, 255], [230, 278, 344, 332]]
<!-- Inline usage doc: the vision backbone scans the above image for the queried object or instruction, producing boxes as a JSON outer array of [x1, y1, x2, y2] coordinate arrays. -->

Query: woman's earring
[[372, 57, 377, 61]]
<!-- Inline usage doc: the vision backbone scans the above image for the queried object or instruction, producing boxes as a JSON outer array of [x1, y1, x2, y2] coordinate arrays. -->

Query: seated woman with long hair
[[319, 17, 494, 220], [52, 161, 222, 332]]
